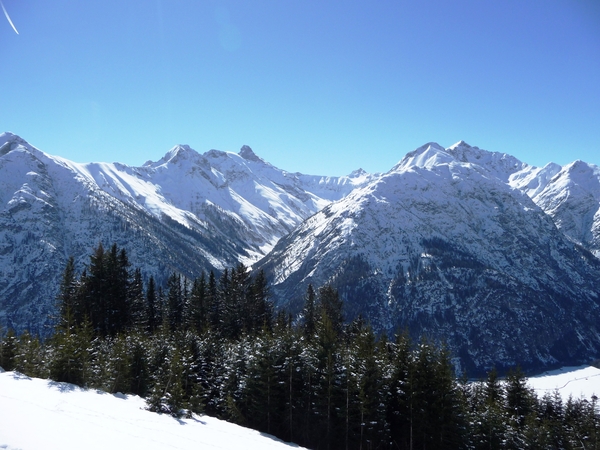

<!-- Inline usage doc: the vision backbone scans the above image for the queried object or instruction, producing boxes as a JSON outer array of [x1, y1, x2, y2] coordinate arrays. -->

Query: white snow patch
[[528, 365, 600, 399], [0, 371, 305, 450]]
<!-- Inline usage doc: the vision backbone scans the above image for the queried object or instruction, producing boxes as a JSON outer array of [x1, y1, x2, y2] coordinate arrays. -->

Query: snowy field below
[[0, 369, 304, 450], [527, 364, 600, 400], [1, 365, 599, 450]]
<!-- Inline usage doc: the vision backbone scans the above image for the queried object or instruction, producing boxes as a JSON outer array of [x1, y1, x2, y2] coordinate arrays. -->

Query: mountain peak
[[393, 142, 452, 171], [349, 168, 367, 177], [0, 132, 31, 155], [239, 145, 263, 163], [157, 144, 201, 166]]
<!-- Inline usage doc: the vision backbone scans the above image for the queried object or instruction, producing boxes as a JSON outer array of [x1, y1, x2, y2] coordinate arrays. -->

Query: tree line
[[1, 242, 599, 450]]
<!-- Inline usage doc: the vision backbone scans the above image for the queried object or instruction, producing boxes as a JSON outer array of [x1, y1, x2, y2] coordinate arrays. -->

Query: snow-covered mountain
[[255, 141, 600, 374], [509, 160, 600, 257], [0, 132, 375, 334], [2, 132, 600, 373]]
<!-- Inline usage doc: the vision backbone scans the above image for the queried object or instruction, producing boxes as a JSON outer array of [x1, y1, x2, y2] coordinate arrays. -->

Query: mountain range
[[1, 132, 599, 373]]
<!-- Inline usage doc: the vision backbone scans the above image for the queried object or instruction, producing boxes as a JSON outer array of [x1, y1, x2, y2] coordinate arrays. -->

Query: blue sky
[[1, 0, 599, 175]]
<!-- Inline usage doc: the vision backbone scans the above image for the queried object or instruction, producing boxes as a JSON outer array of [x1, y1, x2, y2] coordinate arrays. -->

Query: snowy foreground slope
[[1, 367, 598, 450], [0, 369, 304, 450]]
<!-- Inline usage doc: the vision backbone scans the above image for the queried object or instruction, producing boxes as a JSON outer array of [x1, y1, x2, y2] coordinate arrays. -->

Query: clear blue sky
[[1, 0, 599, 175]]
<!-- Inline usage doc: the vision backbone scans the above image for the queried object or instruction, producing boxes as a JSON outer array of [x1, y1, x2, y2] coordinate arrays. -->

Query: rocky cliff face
[[256, 142, 600, 374]]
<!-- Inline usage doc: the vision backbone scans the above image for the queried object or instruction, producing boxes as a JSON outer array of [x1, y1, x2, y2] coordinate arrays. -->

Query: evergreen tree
[[80, 243, 133, 336], [57, 256, 79, 332], [505, 366, 535, 426], [314, 311, 344, 449], [386, 332, 413, 450], [354, 325, 386, 449], [207, 271, 221, 332], [0, 328, 17, 371], [48, 320, 92, 386], [128, 268, 146, 331], [302, 284, 317, 338], [14, 331, 46, 378], [224, 264, 249, 339], [128, 333, 150, 397], [146, 276, 159, 333], [243, 333, 282, 434], [318, 285, 344, 337], [246, 269, 272, 333], [471, 367, 507, 450], [188, 273, 208, 333], [166, 273, 184, 331]]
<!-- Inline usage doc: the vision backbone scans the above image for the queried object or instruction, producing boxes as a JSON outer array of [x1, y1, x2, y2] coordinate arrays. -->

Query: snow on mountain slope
[[256, 142, 600, 374], [510, 160, 600, 257], [0, 370, 304, 450], [0, 132, 375, 334]]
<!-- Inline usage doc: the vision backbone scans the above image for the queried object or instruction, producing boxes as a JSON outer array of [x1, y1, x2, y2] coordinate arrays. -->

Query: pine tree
[[14, 331, 46, 378], [246, 269, 272, 334], [0, 328, 17, 371], [80, 243, 133, 336], [386, 332, 413, 450], [48, 321, 92, 386], [166, 273, 184, 331], [189, 273, 208, 333], [128, 268, 146, 331], [318, 285, 344, 337], [354, 325, 386, 449], [314, 311, 343, 450], [505, 366, 535, 426], [128, 333, 150, 397], [481, 367, 506, 450], [146, 276, 159, 333], [302, 284, 317, 338], [224, 264, 249, 339], [57, 256, 79, 332], [243, 333, 282, 434], [207, 271, 221, 332]]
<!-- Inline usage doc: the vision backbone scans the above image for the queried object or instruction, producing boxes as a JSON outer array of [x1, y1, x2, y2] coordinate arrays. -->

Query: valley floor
[[528, 364, 600, 400]]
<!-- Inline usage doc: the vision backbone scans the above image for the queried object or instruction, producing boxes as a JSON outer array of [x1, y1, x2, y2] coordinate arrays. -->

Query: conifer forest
[[1, 243, 599, 450]]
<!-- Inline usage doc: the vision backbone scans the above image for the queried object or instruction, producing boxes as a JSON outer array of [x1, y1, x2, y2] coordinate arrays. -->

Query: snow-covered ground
[[528, 365, 600, 400], [1, 365, 599, 449], [0, 369, 304, 450]]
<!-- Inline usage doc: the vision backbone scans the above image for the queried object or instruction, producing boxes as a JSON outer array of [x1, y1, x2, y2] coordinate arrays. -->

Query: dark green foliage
[[48, 321, 92, 386], [318, 284, 344, 336], [58, 243, 135, 337], [146, 276, 159, 333], [166, 272, 185, 331], [188, 273, 208, 333], [14, 331, 46, 378], [505, 366, 535, 426], [0, 328, 17, 371], [57, 256, 78, 331], [129, 268, 146, 331], [301, 283, 317, 338]]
